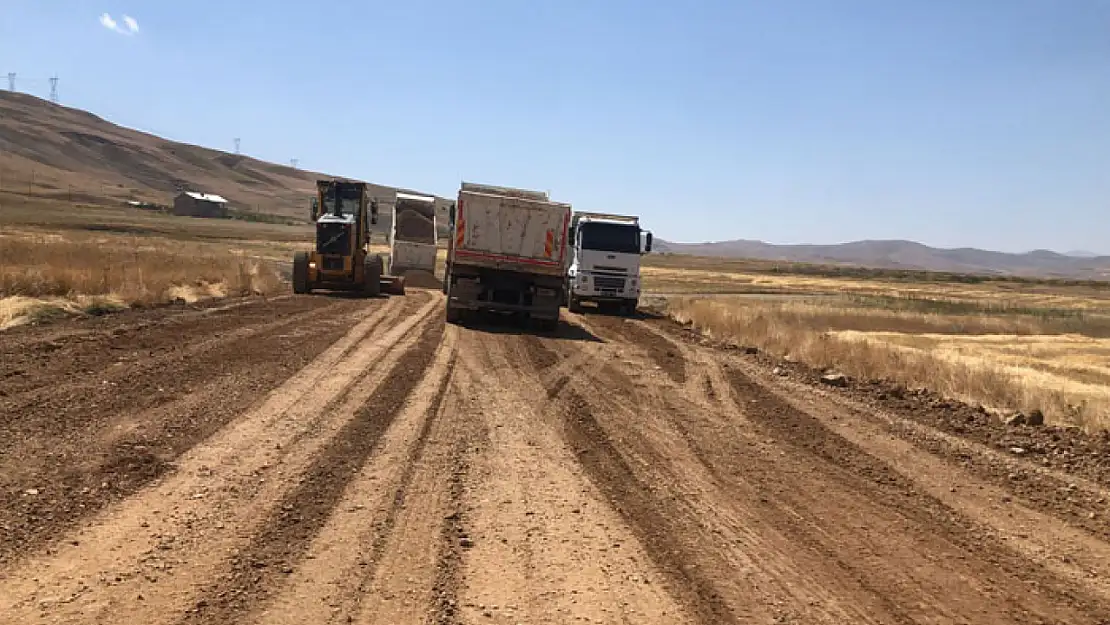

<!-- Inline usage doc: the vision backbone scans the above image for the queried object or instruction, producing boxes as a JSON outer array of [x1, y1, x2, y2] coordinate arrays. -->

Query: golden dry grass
[[643, 265, 1110, 313], [667, 296, 1110, 430], [0, 228, 282, 329]]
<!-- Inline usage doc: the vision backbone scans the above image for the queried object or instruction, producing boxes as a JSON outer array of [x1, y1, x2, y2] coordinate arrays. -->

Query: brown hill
[[0, 91, 445, 227], [656, 238, 1110, 281]]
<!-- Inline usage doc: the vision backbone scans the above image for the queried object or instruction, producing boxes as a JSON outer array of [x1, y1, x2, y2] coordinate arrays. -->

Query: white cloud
[[100, 13, 138, 35]]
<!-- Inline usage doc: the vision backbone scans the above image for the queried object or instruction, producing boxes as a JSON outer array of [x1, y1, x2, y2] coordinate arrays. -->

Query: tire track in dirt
[[0, 295, 315, 400], [648, 315, 1110, 538], [180, 318, 446, 625], [559, 387, 739, 625], [0, 294, 440, 625], [507, 332, 724, 624], [580, 339, 922, 624], [0, 296, 391, 566], [249, 326, 462, 625], [524, 333, 881, 623], [721, 367, 1110, 624], [349, 371, 473, 625], [735, 361, 1110, 605], [429, 396, 476, 625], [0, 296, 292, 364], [589, 318, 1110, 623], [453, 326, 693, 625], [582, 314, 687, 384], [527, 319, 1110, 623]]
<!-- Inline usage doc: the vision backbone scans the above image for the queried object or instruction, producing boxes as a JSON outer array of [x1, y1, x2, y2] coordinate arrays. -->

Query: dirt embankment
[[4, 299, 1110, 624]]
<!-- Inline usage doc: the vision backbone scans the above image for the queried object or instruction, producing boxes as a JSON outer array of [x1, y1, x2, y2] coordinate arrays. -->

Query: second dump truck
[[444, 182, 572, 331]]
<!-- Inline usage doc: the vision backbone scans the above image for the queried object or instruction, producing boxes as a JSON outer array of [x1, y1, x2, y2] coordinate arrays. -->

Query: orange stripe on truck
[[455, 200, 466, 247], [544, 229, 554, 258]]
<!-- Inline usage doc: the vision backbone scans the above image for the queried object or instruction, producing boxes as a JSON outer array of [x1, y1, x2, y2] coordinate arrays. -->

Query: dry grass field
[[0, 202, 288, 329], [657, 257, 1110, 430]]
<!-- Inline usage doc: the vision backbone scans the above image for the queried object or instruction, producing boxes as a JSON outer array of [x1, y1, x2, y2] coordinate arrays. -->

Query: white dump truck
[[566, 211, 653, 315], [389, 192, 438, 275], [444, 182, 572, 331]]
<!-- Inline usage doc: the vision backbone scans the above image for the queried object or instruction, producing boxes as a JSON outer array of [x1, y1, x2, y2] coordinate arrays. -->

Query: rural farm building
[[172, 191, 230, 218]]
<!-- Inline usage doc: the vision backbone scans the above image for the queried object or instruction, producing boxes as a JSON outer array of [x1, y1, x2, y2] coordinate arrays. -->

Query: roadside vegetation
[[0, 227, 282, 329], [664, 282, 1110, 431]]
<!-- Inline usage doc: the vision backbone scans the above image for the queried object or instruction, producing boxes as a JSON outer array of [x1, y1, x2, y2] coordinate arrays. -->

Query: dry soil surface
[[3, 296, 1110, 624]]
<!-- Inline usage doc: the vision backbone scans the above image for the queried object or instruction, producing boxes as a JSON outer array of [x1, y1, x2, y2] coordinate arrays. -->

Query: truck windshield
[[580, 222, 640, 254], [320, 185, 362, 215]]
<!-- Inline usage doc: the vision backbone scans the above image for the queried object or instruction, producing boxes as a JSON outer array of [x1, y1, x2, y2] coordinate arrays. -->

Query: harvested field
[[664, 291, 1110, 430]]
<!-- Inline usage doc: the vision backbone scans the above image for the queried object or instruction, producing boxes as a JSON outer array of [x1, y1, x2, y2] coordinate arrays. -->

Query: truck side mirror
[[310, 197, 319, 221], [370, 199, 379, 225], [645, 231, 653, 254], [448, 203, 456, 223]]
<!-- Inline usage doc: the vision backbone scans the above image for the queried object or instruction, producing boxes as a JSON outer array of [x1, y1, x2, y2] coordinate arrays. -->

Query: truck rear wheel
[[445, 275, 462, 324], [293, 252, 310, 294]]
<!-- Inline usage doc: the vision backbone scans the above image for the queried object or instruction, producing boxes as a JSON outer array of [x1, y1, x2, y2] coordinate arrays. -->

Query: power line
[[49, 75, 58, 103], [234, 138, 241, 155], [7, 73, 14, 91], [291, 158, 299, 169]]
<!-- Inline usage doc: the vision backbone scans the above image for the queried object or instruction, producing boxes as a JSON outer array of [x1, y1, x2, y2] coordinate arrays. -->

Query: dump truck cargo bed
[[445, 184, 572, 330], [451, 189, 570, 277], [390, 192, 438, 274]]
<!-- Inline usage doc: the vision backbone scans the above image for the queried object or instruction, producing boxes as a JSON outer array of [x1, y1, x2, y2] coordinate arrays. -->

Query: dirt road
[[3, 291, 1110, 624]]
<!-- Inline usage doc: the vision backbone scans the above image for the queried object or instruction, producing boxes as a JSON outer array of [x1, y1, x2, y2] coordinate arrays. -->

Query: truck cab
[[566, 212, 652, 315]]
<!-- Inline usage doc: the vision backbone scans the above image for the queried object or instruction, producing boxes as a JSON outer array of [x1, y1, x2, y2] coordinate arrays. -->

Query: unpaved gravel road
[[3, 290, 1110, 624]]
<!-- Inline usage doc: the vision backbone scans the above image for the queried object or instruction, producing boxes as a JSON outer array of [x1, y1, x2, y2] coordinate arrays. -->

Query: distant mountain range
[[655, 239, 1110, 281]]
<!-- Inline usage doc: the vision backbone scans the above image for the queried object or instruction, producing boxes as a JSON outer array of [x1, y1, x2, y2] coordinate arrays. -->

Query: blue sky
[[3, 1, 1108, 253]]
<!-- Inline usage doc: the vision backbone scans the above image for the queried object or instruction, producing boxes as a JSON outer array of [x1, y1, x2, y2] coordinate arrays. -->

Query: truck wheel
[[363, 257, 382, 297], [622, 300, 638, 316], [293, 252, 310, 294], [537, 317, 558, 332]]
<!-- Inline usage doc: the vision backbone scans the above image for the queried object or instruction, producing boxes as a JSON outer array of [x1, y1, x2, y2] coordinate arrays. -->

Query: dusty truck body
[[444, 182, 571, 330], [389, 192, 438, 275]]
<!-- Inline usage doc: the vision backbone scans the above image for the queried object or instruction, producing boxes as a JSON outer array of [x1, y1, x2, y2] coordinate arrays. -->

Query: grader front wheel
[[293, 252, 310, 294]]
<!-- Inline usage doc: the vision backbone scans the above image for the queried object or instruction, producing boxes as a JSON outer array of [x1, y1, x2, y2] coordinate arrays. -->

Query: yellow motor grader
[[292, 179, 405, 296]]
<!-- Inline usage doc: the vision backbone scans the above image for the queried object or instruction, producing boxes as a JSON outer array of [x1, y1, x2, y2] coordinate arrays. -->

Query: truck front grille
[[593, 275, 626, 291]]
